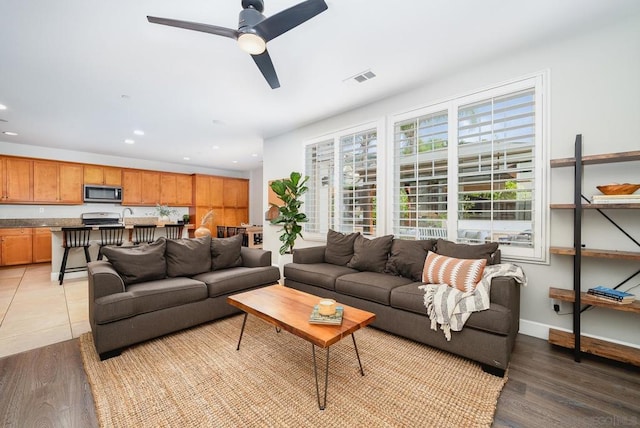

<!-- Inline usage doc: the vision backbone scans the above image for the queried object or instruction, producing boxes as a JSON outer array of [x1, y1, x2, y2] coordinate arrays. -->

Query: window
[[304, 139, 335, 233], [393, 109, 449, 240], [304, 124, 379, 237], [392, 75, 546, 261], [338, 128, 378, 235], [303, 74, 547, 261]]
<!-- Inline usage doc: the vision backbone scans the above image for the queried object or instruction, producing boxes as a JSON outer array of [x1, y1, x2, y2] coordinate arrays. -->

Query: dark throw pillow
[[211, 233, 243, 271], [435, 238, 499, 264], [102, 237, 167, 285], [165, 235, 212, 277], [324, 229, 360, 266], [385, 239, 436, 281], [347, 234, 394, 273]]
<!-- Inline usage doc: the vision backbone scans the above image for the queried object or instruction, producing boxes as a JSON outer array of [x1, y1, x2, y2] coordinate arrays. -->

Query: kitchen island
[[49, 221, 195, 282]]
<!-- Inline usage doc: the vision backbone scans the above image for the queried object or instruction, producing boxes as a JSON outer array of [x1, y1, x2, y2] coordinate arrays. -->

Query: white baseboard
[[518, 318, 640, 350]]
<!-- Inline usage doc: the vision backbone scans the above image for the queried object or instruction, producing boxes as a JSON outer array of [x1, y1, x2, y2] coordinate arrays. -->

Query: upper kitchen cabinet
[[160, 173, 193, 206], [223, 178, 249, 208], [33, 161, 83, 204], [193, 174, 223, 207], [84, 165, 122, 186], [0, 156, 33, 202], [122, 169, 160, 206]]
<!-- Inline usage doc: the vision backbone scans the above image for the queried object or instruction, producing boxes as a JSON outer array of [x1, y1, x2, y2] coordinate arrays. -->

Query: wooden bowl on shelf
[[596, 183, 640, 195]]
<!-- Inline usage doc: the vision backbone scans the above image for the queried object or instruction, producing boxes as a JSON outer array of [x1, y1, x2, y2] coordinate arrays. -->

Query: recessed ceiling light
[[124, 139, 135, 144], [212, 145, 220, 150], [0, 104, 7, 110], [183, 157, 190, 161], [133, 130, 145, 136], [251, 153, 258, 157], [3, 131, 18, 136], [232, 160, 238, 164]]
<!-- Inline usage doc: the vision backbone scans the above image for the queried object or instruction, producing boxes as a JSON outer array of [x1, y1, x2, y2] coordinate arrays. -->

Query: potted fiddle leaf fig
[[270, 171, 309, 255]]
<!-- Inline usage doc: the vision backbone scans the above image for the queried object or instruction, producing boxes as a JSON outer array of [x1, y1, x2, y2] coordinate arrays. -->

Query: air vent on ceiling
[[344, 69, 377, 85]]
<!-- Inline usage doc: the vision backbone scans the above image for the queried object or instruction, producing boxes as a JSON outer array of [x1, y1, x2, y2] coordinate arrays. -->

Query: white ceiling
[[1, 0, 639, 172]]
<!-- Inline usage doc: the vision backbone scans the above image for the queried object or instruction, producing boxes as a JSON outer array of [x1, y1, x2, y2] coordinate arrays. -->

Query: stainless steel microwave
[[83, 185, 123, 203]]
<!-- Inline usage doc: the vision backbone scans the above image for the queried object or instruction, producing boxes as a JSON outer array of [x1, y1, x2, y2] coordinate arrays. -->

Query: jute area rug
[[80, 315, 506, 427]]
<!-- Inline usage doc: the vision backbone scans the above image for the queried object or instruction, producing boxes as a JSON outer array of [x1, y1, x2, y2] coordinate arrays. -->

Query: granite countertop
[[49, 223, 195, 232], [0, 217, 193, 230]]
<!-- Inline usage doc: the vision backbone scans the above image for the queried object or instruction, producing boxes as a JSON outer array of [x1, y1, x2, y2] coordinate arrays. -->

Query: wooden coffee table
[[227, 284, 376, 410]]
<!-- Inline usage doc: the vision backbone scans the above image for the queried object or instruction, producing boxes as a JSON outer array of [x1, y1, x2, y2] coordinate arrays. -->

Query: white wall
[[249, 166, 264, 225], [263, 14, 640, 346]]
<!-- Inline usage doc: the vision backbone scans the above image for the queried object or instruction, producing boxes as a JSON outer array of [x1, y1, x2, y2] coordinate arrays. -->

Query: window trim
[[388, 72, 549, 263]]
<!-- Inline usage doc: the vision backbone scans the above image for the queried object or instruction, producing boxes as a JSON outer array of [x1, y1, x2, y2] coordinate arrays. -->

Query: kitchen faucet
[[122, 207, 133, 222]]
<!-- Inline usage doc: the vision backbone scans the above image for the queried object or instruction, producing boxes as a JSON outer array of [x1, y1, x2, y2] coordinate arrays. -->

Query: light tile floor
[[0, 264, 90, 359]]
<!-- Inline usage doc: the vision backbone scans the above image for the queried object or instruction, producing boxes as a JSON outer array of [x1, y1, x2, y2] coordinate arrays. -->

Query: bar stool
[[132, 225, 156, 245], [226, 226, 237, 237], [236, 227, 248, 246], [97, 226, 125, 260], [216, 226, 226, 238], [164, 224, 184, 240], [59, 226, 92, 285]]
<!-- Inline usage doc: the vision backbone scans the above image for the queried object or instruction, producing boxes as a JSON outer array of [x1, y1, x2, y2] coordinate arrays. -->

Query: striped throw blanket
[[418, 263, 527, 341]]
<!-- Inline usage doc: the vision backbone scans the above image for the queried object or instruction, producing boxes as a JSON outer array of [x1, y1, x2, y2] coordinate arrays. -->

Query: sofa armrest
[[87, 261, 125, 300], [490, 276, 521, 319], [292, 246, 326, 264], [241, 247, 272, 268]]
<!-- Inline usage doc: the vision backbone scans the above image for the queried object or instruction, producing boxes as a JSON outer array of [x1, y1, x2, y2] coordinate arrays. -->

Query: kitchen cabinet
[[548, 135, 640, 366], [191, 175, 248, 236], [84, 165, 122, 186], [32, 227, 52, 263], [33, 160, 83, 204], [160, 173, 193, 206], [0, 156, 33, 202], [0, 228, 33, 266], [223, 178, 249, 208], [122, 169, 160, 206]]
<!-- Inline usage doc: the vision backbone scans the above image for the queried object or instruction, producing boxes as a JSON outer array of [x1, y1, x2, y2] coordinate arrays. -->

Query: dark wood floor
[[0, 333, 638, 427]]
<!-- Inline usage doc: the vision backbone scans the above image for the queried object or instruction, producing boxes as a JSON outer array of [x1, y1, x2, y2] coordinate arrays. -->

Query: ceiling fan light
[[238, 33, 266, 55]]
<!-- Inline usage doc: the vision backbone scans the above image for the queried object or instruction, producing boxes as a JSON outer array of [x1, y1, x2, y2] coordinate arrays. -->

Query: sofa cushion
[[193, 266, 281, 298], [335, 271, 413, 305], [389, 282, 511, 335], [102, 238, 167, 285], [284, 263, 358, 291], [324, 230, 360, 266], [211, 233, 243, 270], [435, 238, 499, 264], [93, 277, 207, 324], [165, 236, 212, 277], [347, 234, 393, 273], [385, 239, 436, 281], [422, 251, 487, 292]]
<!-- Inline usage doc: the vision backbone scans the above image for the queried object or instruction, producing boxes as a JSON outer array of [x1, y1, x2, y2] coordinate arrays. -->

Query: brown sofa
[[284, 232, 521, 376], [88, 234, 280, 360]]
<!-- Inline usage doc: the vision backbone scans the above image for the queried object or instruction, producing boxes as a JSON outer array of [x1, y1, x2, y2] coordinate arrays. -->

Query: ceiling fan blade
[[251, 50, 280, 89], [253, 0, 328, 42], [147, 16, 239, 39]]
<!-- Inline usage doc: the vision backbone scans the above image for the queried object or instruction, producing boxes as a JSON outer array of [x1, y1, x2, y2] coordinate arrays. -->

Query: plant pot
[[278, 252, 293, 285]]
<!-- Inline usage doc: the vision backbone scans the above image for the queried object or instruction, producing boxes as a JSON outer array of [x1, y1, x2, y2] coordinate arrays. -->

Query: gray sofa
[[88, 234, 280, 360], [284, 232, 521, 375]]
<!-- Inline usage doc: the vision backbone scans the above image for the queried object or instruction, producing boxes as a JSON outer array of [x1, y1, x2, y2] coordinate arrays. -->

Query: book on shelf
[[587, 286, 636, 303], [591, 194, 640, 204], [309, 305, 344, 325]]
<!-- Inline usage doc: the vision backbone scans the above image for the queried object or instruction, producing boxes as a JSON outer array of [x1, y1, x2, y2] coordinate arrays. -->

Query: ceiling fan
[[147, 0, 328, 89]]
